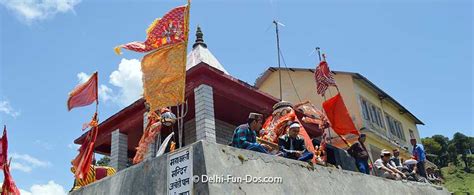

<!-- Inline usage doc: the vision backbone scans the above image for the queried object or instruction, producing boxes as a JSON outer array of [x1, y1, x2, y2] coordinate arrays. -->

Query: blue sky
[[0, 0, 472, 193]]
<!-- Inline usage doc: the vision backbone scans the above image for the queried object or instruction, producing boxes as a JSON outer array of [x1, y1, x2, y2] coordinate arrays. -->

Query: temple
[[74, 26, 327, 171]]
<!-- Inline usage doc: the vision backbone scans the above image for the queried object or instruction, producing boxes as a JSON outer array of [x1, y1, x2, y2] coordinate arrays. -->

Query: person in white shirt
[[374, 149, 406, 180]]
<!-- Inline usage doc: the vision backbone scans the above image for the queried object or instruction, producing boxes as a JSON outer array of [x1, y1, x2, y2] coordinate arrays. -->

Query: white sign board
[[167, 147, 193, 195]]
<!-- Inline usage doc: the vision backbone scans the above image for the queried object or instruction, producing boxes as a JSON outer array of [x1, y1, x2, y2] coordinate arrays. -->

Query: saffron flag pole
[[313, 49, 359, 147], [67, 71, 100, 179], [120, 1, 190, 164]]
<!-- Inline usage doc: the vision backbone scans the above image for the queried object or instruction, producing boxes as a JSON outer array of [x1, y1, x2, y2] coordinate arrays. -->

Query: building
[[255, 67, 425, 162], [74, 27, 324, 171]]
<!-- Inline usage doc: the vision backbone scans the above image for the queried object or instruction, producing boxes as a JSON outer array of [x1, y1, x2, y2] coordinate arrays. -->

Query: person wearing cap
[[402, 158, 420, 182], [347, 134, 370, 174], [390, 148, 404, 171], [277, 122, 314, 162], [231, 113, 271, 153], [410, 138, 427, 178], [374, 149, 406, 180]]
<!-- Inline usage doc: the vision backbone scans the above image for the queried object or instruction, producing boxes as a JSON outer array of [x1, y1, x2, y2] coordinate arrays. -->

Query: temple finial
[[193, 25, 207, 49]]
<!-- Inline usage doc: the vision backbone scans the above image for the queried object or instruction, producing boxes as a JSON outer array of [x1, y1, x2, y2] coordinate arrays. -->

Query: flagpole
[[317, 47, 333, 144], [273, 20, 283, 101]]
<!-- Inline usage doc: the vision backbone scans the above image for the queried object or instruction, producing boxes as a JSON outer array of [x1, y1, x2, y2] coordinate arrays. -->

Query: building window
[[360, 97, 385, 129], [409, 129, 415, 139], [385, 113, 405, 141]]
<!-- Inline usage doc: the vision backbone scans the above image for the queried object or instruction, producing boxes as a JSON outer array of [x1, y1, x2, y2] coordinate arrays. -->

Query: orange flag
[[141, 42, 187, 111], [71, 113, 99, 179], [322, 93, 360, 136], [67, 72, 98, 111], [2, 163, 20, 195]]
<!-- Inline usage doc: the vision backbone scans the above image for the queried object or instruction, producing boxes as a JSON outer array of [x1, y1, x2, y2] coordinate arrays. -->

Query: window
[[360, 97, 385, 129], [385, 113, 405, 141], [361, 99, 370, 120], [409, 129, 415, 139]]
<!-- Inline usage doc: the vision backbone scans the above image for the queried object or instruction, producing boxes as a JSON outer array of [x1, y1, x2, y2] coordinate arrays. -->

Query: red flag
[[314, 60, 336, 95], [67, 72, 98, 111], [322, 93, 360, 136], [71, 113, 99, 179], [0, 126, 7, 169], [2, 163, 20, 195]]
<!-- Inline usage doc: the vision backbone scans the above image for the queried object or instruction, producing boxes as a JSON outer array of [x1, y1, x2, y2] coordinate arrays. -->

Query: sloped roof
[[255, 67, 424, 125], [186, 44, 229, 74]]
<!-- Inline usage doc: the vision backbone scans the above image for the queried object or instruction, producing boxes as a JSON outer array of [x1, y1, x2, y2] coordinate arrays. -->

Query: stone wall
[[70, 141, 449, 195], [215, 119, 235, 145]]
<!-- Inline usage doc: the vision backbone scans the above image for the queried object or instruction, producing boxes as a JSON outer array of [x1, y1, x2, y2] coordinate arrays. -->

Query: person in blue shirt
[[411, 138, 427, 178], [231, 113, 271, 153]]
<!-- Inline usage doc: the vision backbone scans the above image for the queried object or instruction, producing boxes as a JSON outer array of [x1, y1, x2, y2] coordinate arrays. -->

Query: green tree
[[432, 135, 450, 167], [452, 132, 471, 171], [422, 137, 442, 166], [447, 143, 459, 166], [96, 156, 111, 166]]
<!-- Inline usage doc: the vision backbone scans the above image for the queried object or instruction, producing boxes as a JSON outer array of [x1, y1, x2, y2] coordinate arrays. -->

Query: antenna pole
[[316, 47, 322, 62], [273, 20, 283, 100]]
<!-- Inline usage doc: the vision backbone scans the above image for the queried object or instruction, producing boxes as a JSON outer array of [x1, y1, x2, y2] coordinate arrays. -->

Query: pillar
[[111, 129, 128, 171], [194, 84, 216, 142]]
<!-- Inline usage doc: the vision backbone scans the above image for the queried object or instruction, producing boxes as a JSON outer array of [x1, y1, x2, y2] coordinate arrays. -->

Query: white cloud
[[0, 100, 20, 118], [20, 181, 67, 195], [11, 162, 33, 173], [11, 153, 51, 173], [0, 0, 81, 24], [67, 143, 80, 150], [76, 58, 143, 107], [108, 58, 143, 106]]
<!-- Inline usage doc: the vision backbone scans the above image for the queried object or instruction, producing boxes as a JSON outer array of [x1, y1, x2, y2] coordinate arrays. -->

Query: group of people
[[347, 133, 440, 183], [231, 111, 441, 184], [231, 112, 314, 162]]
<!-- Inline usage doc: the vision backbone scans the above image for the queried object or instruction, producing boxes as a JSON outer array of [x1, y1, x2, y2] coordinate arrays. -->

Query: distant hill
[[441, 155, 474, 194]]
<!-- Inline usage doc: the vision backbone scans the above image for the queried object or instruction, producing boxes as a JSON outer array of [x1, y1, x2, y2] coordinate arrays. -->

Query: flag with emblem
[[114, 5, 189, 54]]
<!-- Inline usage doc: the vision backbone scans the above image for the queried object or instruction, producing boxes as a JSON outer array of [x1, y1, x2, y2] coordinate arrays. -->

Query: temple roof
[[186, 26, 229, 74]]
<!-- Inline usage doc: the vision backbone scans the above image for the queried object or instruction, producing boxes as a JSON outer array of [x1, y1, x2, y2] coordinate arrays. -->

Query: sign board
[[167, 147, 193, 195]]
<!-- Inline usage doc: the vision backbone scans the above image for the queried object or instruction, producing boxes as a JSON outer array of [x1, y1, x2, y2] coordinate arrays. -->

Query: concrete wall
[[70, 141, 448, 195]]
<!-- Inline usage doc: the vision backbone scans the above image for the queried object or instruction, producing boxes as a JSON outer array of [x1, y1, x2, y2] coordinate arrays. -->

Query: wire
[[278, 49, 302, 103]]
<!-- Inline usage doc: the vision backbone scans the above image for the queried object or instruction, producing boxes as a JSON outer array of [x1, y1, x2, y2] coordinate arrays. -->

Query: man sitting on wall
[[277, 122, 314, 162], [347, 133, 370, 174], [374, 149, 406, 180], [231, 113, 271, 153]]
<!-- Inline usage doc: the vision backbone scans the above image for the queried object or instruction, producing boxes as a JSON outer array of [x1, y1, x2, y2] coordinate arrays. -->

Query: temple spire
[[193, 26, 207, 49], [187, 25, 229, 74]]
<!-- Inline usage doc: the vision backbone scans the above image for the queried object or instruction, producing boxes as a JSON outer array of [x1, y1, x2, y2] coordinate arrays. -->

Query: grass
[[441, 159, 474, 194]]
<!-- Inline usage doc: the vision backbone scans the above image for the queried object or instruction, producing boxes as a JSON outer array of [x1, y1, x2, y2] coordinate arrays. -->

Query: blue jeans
[[280, 151, 314, 162], [245, 143, 269, 154], [355, 158, 370, 174], [298, 151, 314, 162]]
